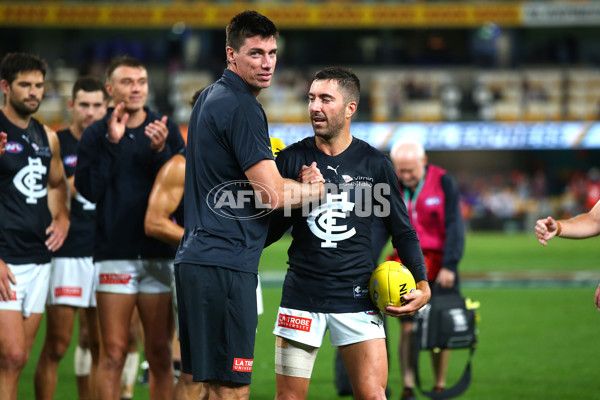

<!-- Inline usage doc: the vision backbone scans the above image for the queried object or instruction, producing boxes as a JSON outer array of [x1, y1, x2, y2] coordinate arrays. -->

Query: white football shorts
[[0, 262, 51, 317], [273, 307, 386, 348], [96, 259, 173, 294], [47, 257, 98, 307]]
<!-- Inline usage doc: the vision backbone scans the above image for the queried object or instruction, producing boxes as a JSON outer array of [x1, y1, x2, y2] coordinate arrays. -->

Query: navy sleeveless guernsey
[[0, 110, 52, 264], [53, 128, 96, 258]]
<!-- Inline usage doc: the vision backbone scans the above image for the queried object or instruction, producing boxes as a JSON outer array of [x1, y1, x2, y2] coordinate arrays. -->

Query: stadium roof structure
[[3, 2, 600, 29]]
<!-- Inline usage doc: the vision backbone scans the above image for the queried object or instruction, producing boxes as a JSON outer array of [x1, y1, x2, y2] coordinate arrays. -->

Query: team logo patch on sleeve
[[277, 314, 312, 332], [55, 287, 83, 297], [99, 273, 131, 284], [232, 358, 253, 372]]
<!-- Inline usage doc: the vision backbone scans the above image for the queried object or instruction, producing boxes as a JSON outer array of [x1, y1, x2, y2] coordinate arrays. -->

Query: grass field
[[18, 232, 600, 399]]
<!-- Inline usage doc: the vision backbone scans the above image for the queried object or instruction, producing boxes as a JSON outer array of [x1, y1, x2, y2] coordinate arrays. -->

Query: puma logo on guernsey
[[327, 165, 340, 175]]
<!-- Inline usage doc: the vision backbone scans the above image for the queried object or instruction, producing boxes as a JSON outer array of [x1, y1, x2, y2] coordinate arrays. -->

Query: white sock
[[74, 345, 92, 376], [121, 351, 140, 387]]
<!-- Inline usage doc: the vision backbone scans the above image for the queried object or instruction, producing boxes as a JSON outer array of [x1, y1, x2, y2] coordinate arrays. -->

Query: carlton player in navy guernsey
[[0, 52, 70, 400], [266, 68, 431, 400]]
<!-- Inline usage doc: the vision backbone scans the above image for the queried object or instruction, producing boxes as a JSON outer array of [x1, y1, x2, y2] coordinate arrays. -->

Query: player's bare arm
[[45, 126, 70, 252], [144, 115, 168, 152], [535, 199, 600, 245], [0, 131, 6, 158], [384, 280, 431, 318], [145, 154, 185, 245], [105, 102, 129, 144], [0, 258, 16, 301], [245, 159, 324, 209]]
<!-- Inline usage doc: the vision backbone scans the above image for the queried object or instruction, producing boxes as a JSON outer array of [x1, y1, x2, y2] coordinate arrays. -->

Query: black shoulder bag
[[412, 292, 479, 399]]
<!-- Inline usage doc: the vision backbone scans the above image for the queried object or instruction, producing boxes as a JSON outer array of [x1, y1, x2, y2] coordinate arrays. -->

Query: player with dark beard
[[0, 52, 70, 400]]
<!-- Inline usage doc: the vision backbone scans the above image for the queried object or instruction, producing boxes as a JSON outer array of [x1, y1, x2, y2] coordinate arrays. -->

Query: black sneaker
[[401, 387, 416, 400]]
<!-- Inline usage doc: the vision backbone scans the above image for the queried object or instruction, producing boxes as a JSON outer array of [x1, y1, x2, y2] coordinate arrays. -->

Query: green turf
[[261, 232, 600, 274], [460, 232, 600, 272], [18, 232, 600, 399]]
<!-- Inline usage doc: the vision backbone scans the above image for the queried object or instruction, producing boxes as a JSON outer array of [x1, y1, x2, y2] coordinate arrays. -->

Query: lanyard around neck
[[403, 169, 427, 216]]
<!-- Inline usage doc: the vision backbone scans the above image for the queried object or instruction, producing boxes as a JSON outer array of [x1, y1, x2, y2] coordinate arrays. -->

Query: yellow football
[[369, 261, 416, 311], [270, 137, 286, 158]]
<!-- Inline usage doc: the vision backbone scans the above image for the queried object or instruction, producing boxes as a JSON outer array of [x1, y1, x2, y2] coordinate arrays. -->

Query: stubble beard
[[10, 95, 40, 118], [312, 116, 344, 143]]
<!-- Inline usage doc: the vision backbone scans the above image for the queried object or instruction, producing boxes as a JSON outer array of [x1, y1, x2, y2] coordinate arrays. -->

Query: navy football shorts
[[175, 263, 258, 384]]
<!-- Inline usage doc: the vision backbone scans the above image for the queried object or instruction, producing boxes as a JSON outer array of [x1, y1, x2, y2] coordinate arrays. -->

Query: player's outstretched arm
[[534, 216, 559, 245], [384, 280, 431, 318], [535, 199, 600, 245], [45, 126, 70, 252], [245, 159, 324, 210], [0, 131, 6, 158]]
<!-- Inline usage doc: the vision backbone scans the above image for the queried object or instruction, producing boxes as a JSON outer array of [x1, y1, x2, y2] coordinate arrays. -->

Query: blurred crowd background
[[1, 0, 599, 231]]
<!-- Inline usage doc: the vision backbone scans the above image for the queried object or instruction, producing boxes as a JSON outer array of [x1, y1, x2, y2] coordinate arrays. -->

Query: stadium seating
[[22, 65, 599, 126]]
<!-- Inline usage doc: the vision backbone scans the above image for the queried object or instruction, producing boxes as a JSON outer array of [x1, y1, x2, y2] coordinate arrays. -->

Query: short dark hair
[[190, 87, 206, 106], [0, 52, 47, 84], [72, 76, 108, 101], [313, 67, 360, 105], [226, 10, 278, 52], [106, 55, 145, 81]]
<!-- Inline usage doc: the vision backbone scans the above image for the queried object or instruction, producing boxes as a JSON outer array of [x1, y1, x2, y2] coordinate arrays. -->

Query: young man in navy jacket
[[76, 55, 185, 400]]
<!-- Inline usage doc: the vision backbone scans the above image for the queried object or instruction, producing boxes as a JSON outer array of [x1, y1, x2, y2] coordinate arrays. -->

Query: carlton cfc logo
[[6, 142, 23, 153], [13, 157, 47, 204], [307, 192, 356, 248]]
